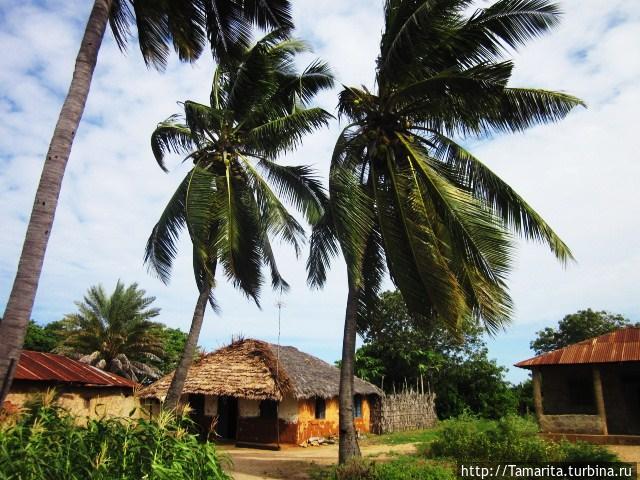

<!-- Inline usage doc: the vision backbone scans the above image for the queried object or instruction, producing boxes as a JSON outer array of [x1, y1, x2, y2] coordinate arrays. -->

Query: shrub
[[311, 457, 455, 480], [0, 391, 230, 479], [429, 414, 617, 463]]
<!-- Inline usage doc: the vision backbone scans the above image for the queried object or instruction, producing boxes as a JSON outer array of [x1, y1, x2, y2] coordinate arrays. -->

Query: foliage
[[23, 320, 66, 352], [145, 30, 334, 303], [311, 457, 455, 480], [106, 0, 293, 69], [20, 317, 187, 377], [354, 290, 516, 419], [531, 309, 637, 354], [308, 0, 583, 335], [363, 427, 442, 446], [0, 391, 230, 480], [429, 414, 618, 463], [511, 378, 534, 416], [56, 281, 164, 383], [152, 326, 192, 375]]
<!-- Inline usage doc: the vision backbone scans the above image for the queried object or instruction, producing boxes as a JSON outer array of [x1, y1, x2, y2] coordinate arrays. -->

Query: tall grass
[[429, 413, 618, 463], [0, 391, 230, 479]]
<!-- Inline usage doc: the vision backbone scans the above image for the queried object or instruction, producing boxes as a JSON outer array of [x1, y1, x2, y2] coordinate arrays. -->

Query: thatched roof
[[139, 339, 381, 401]]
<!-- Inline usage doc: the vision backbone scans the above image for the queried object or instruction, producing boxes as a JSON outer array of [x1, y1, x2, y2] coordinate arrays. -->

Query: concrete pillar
[[592, 366, 608, 435], [532, 369, 544, 427]]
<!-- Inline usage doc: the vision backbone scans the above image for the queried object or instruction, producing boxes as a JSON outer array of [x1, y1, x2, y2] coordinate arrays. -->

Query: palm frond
[[306, 206, 340, 289], [246, 107, 333, 158], [371, 150, 468, 328], [480, 87, 585, 133], [150, 115, 195, 172], [458, 0, 562, 64], [240, 156, 306, 256], [255, 159, 326, 224], [144, 173, 189, 283], [426, 130, 573, 262]]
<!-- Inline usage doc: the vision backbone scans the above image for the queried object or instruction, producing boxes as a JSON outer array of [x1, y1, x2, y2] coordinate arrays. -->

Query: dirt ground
[[219, 442, 418, 480], [607, 445, 640, 463], [220, 443, 640, 480]]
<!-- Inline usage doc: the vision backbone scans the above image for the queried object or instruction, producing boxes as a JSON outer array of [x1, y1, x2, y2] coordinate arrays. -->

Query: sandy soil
[[606, 445, 640, 463], [221, 442, 640, 480], [219, 442, 418, 480]]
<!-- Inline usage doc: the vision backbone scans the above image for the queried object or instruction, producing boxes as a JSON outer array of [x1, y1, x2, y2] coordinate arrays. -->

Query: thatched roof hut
[[140, 338, 381, 401]]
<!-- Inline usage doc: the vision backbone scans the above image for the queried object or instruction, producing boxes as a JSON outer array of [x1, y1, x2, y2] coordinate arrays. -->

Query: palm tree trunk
[[338, 280, 362, 464], [163, 287, 210, 411], [0, 0, 113, 406]]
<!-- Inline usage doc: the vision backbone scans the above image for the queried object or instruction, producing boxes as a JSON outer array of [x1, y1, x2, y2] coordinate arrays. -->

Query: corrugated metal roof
[[14, 350, 136, 388], [515, 327, 640, 369]]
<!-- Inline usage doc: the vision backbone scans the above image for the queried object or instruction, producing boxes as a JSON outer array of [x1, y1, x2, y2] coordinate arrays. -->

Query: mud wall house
[[4, 350, 138, 418], [139, 339, 382, 446], [516, 327, 640, 440]]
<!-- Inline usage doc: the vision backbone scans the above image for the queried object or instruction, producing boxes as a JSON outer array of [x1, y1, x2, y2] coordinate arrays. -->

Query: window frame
[[353, 394, 363, 418]]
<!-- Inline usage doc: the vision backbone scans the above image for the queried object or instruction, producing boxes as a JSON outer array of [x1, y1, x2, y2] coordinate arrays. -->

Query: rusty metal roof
[[14, 350, 136, 388], [515, 327, 640, 369]]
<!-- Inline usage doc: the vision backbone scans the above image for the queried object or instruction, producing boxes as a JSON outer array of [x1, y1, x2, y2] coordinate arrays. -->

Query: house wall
[[536, 363, 640, 435], [296, 395, 372, 444], [540, 365, 597, 415], [236, 397, 298, 444], [7, 381, 139, 421], [232, 394, 375, 445]]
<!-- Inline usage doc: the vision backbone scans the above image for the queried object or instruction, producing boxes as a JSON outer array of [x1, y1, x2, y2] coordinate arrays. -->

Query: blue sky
[[1, 0, 639, 384]]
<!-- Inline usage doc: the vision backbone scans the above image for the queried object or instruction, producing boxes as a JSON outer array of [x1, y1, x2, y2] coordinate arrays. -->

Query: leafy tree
[[56, 281, 163, 383], [531, 309, 636, 354], [19, 317, 188, 377], [22, 320, 66, 353], [0, 0, 294, 405], [145, 30, 334, 409], [307, 0, 582, 462], [353, 290, 516, 419], [152, 326, 195, 375], [512, 378, 534, 416]]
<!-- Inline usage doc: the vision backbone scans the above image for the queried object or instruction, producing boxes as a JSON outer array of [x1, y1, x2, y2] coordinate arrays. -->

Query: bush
[[312, 457, 455, 480], [429, 414, 618, 463], [0, 391, 230, 479]]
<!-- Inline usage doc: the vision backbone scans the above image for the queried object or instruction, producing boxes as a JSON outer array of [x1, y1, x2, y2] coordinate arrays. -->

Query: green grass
[[315, 416, 619, 479], [364, 418, 495, 446], [310, 456, 455, 480], [363, 428, 441, 446]]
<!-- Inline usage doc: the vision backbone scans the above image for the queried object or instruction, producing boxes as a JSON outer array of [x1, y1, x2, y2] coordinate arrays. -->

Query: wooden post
[[592, 366, 608, 435], [532, 369, 544, 426]]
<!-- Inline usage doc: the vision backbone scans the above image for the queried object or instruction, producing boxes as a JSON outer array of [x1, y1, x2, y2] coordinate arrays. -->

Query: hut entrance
[[187, 394, 215, 441], [216, 396, 238, 439], [620, 376, 640, 435]]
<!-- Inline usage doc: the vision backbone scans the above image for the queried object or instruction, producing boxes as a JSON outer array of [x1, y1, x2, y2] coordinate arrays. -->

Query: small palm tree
[[145, 30, 334, 409], [308, 0, 584, 462], [57, 281, 163, 383], [0, 0, 294, 405]]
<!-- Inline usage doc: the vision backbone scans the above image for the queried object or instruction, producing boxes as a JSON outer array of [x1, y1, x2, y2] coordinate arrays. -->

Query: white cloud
[[0, 0, 638, 382]]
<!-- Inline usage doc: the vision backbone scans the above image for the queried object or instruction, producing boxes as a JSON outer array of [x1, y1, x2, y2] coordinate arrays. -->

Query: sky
[[0, 0, 639, 384]]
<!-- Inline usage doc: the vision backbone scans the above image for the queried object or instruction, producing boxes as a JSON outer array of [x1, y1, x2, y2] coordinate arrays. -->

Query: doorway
[[216, 396, 238, 439]]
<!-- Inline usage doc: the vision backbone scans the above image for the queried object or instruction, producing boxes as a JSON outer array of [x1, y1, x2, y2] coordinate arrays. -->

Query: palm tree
[[56, 281, 163, 382], [0, 0, 294, 406], [145, 30, 334, 410], [307, 0, 584, 463]]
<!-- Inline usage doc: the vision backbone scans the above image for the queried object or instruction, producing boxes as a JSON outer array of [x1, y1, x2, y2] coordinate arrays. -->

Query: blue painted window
[[353, 395, 362, 418]]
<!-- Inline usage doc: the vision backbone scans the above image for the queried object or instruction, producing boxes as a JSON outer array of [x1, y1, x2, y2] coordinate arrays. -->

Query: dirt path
[[220, 442, 418, 480], [607, 445, 640, 463]]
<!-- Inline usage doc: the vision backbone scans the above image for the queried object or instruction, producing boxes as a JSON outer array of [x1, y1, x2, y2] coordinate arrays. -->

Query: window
[[353, 395, 362, 418], [568, 378, 594, 407], [259, 400, 278, 419], [315, 397, 326, 419]]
